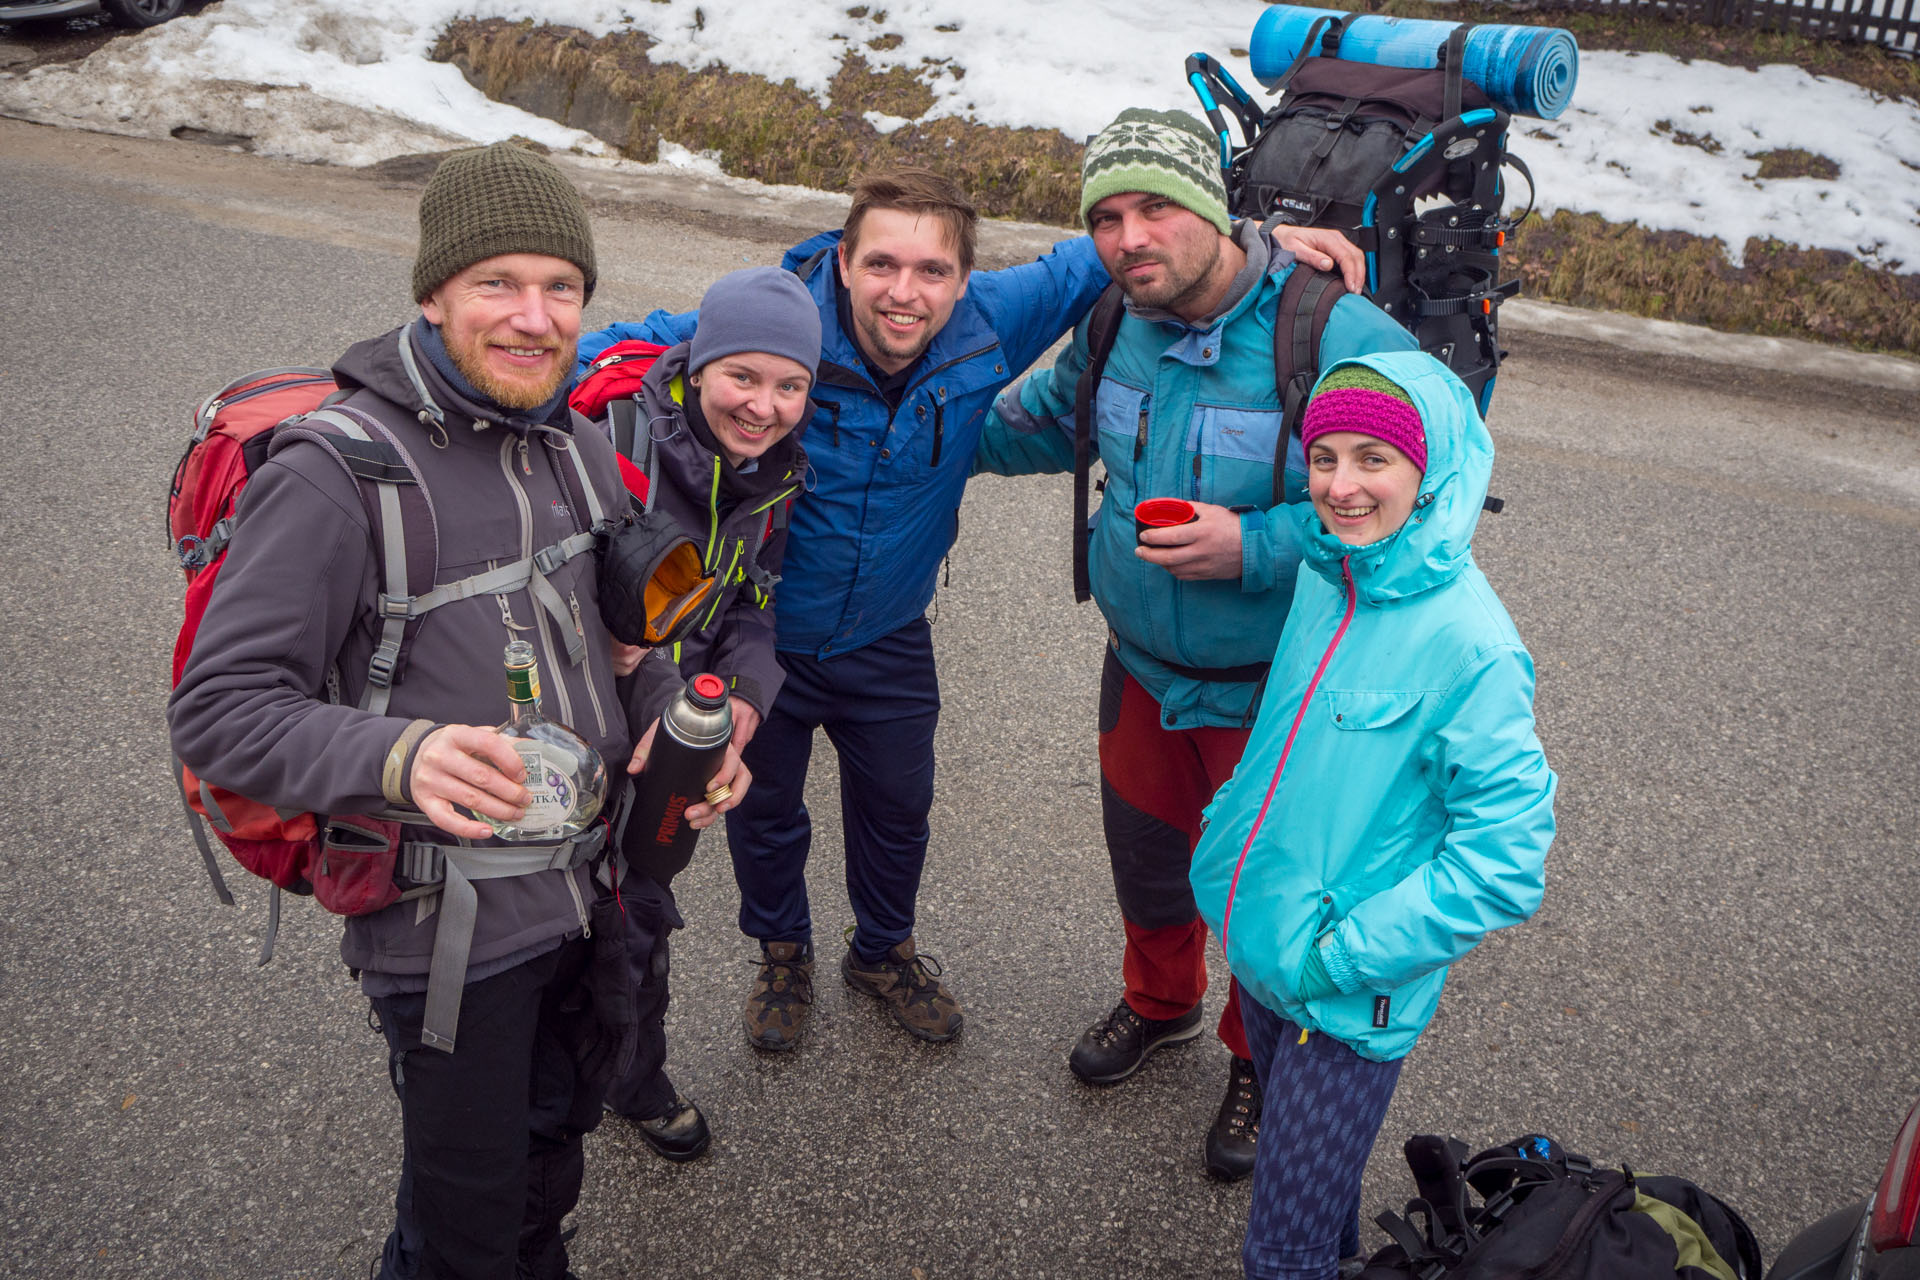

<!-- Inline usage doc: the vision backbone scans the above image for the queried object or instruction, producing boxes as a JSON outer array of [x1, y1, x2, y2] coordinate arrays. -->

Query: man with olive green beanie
[[168, 140, 677, 1280], [975, 105, 1419, 1182]]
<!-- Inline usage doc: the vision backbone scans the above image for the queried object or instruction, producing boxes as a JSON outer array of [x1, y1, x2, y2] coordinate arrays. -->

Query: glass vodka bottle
[[486, 639, 607, 840]]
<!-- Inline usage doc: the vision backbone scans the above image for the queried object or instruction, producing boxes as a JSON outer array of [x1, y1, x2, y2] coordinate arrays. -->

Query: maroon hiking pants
[[1097, 650, 1251, 1059]]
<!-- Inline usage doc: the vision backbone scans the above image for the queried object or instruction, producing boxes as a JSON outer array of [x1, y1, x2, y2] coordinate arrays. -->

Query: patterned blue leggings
[[1241, 996, 1405, 1280]]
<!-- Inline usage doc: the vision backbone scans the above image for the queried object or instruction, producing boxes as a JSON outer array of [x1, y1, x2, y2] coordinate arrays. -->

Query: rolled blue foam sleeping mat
[[1248, 4, 1579, 119]]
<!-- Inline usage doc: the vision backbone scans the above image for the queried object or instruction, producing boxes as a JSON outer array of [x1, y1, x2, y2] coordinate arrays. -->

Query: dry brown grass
[[1505, 211, 1920, 353], [433, 16, 1918, 357]]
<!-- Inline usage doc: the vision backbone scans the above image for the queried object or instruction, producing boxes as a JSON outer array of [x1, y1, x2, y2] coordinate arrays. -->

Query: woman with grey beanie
[[575, 265, 822, 1161]]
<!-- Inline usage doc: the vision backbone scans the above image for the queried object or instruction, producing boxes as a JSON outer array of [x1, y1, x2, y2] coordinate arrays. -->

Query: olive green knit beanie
[[411, 143, 598, 303], [1079, 108, 1232, 237]]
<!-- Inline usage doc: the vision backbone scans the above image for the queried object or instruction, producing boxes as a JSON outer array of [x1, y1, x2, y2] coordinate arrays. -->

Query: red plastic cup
[[1135, 497, 1198, 543]]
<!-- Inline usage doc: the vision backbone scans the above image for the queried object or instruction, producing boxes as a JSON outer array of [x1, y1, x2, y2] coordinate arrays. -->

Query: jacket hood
[[637, 341, 808, 501], [332, 319, 574, 438], [1290, 350, 1493, 604]]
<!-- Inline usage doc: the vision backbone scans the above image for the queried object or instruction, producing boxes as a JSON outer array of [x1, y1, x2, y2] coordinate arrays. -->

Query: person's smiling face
[[691, 352, 813, 466], [420, 253, 584, 409], [1308, 432, 1423, 547], [836, 208, 969, 375]]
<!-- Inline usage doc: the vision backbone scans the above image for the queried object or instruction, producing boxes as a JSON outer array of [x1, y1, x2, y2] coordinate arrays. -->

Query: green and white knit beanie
[[412, 142, 598, 302], [1079, 108, 1231, 237]]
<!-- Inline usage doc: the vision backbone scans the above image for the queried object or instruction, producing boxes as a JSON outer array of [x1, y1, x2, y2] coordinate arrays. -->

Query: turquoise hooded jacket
[[974, 227, 1417, 730], [1188, 349, 1557, 1062]]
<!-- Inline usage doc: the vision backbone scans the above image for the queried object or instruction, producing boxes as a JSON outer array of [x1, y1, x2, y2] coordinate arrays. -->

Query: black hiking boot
[[1067, 998, 1204, 1086], [1204, 1055, 1261, 1181]]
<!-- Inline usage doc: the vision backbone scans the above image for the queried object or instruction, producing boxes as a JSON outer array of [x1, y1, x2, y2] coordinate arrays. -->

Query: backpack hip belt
[[399, 818, 615, 1052]]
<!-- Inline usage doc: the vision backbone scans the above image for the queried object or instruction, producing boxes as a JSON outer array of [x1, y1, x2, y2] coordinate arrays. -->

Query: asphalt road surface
[[1, 117, 1916, 1280]]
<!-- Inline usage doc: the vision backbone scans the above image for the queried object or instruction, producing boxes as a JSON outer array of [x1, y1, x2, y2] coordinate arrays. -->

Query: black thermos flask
[[623, 673, 733, 885]]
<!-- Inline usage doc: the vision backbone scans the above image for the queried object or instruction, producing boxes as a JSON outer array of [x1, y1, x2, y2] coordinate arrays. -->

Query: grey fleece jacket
[[168, 321, 644, 978]]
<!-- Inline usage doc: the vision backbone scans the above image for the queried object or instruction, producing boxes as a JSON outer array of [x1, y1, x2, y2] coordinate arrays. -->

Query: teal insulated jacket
[[1188, 350, 1557, 1061], [974, 228, 1416, 729]]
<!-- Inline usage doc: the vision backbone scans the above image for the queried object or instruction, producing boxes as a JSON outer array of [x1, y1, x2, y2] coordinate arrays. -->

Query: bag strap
[[1438, 25, 1471, 124], [404, 820, 612, 1051], [1071, 284, 1128, 604], [1267, 14, 1345, 103], [607, 397, 659, 513], [1270, 260, 1347, 507], [172, 753, 235, 907], [286, 406, 439, 714]]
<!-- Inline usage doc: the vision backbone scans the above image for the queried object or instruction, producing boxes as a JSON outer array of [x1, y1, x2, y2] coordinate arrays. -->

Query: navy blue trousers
[[726, 618, 940, 965], [1241, 995, 1405, 1280]]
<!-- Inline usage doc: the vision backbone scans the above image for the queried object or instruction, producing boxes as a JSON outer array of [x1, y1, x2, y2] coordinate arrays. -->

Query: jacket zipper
[[1219, 556, 1357, 959], [496, 436, 576, 728], [568, 590, 608, 736], [1134, 399, 1149, 461]]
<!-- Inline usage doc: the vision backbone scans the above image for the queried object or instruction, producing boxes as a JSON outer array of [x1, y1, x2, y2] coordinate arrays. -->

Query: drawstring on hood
[[408, 319, 574, 434]]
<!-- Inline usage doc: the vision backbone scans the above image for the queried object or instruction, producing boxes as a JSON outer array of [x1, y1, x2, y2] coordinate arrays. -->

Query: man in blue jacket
[[580, 166, 1363, 1054], [974, 110, 1417, 1180]]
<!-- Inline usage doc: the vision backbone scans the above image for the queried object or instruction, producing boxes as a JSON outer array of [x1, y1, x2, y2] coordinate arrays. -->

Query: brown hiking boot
[[840, 934, 963, 1043], [743, 941, 814, 1051]]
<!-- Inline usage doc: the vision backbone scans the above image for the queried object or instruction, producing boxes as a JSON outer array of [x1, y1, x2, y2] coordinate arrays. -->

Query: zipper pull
[[568, 591, 587, 642], [1134, 401, 1149, 461], [518, 438, 532, 476]]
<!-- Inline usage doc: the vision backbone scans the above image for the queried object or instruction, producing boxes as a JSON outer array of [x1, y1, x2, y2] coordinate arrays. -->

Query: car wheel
[[100, 0, 184, 28]]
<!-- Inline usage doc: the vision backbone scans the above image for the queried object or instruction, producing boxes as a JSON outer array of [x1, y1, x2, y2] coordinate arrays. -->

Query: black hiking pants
[[369, 937, 609, 1280]]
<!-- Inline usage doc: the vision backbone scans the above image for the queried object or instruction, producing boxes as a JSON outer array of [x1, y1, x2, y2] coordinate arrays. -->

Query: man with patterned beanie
[[974, 107, 1420, 1180], [169, 141, 710, 1278]]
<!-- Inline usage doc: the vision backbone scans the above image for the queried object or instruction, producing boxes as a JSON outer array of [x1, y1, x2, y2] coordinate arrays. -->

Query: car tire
[[100, 0, 184, 28]]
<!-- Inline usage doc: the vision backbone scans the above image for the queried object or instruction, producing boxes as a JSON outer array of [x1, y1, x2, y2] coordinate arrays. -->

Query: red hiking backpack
[[166, 369, 434, 956], [570, 338, 669, 502]]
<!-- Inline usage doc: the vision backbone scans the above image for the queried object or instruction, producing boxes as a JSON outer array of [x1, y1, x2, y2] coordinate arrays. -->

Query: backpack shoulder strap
[[1072, 283, 1127, 604], [1270, 260, 1348, 507], [607, 396, 659, 512], [273, 405, 439, 714]]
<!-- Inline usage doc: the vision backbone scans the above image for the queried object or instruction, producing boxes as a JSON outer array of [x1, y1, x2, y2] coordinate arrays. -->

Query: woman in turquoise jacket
[[1188, 350, 1557, 1280]]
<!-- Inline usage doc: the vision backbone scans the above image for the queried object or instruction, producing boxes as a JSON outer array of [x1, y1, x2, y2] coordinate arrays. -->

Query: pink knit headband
[[1300, 387, 1426, 472]]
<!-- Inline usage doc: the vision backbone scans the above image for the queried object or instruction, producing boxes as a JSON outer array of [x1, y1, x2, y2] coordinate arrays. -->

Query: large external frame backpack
[[1359, 1134, 1764, 1280], [168, 341, 614, 1052], [1188, 14, 1536, 417]]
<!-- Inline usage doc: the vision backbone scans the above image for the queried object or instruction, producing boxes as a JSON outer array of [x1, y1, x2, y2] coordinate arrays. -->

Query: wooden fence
[[1552, 0, 1920, 54]]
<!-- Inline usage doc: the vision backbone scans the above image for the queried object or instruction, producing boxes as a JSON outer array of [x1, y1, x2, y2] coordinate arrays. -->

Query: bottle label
[[506, 666, 540, 703], [515, 741, 579, 827]]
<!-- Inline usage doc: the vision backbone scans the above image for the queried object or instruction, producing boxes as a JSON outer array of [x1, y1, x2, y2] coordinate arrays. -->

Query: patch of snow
[[0, 0, 1914, 269], [863, 110, 914, 137]]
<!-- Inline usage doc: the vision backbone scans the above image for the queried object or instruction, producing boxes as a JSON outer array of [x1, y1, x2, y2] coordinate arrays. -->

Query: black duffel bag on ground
[[1357, 1134, 1764, 1280]]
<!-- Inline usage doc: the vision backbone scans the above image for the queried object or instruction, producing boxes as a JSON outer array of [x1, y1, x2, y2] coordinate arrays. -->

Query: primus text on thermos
[[624, 673, 732, 885]]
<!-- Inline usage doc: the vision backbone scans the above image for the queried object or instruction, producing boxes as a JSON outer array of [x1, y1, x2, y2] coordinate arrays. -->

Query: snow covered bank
[[0, 0, 1914, 271]]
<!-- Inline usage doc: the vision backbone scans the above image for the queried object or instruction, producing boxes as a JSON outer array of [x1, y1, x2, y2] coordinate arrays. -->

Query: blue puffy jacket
[[1188, 350, 1557, 1062], [973, 228, 1417, 729], [578, 231, 1109, 658]]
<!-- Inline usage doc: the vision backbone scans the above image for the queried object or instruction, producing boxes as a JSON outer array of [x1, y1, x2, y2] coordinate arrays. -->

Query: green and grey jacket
[[621, 341, 806, 726]]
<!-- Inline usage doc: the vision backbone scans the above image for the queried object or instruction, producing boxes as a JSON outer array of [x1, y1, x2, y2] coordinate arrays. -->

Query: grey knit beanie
[[412, 142, 598, 302], [689, 268, 823, 376], [1079, 108, 1231, 237]]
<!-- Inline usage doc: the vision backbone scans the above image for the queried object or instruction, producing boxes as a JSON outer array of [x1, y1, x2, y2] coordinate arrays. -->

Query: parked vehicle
[[1769, 1097, 1920, 1279], [0, 0, 183, 29]]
